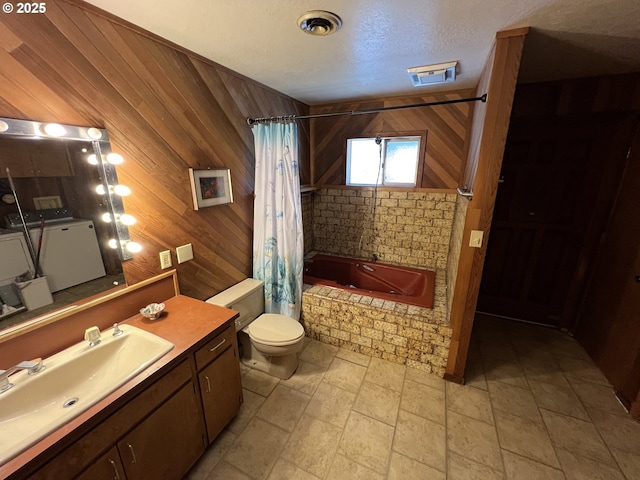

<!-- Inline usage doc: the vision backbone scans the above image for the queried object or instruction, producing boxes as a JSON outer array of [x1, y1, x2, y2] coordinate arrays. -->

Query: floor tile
[[256, 384, 310, 432], [187, 430, 237, 480], [304, 381, 356, 428], [488, 380, 542, 423], [483, 357, 529, 390], [528, 379, 589, 420], [224, 417, 289, 480], [540, 408, 616, 466], [588, 407, 640, 454], [279, 360, 326, 395], [447, 381, 494, 424], [494, 409, 560, 468], [610, 447, 640, 480], [204, 460, 253, 480], [400, 378, 446, 425], [502, 450, 565, 480], [568, 377, 628, 417], [447, 410, 503, 471], [323, 357, 367, 393], [555, 448, 625, 480], [339, 411, 395, 474], [519, 351, 570, 387], [364, 356, 406, 392], [554, 354, 611, 386], [280, 415, 342, 478], [326, 453, 385, 480], [447, 451, 504, 479], [387, 451, 445, 480], [299, 340, 339, 368], [336, 347, 372, 367], [266, 458, 321, 480], [227, 389, 266, 436], [463, 360, 488, 390], [394, 409, 446, 471], [242, 369, 280, 397], [405, 366, 445, 391], [353, 380, 401, 426]]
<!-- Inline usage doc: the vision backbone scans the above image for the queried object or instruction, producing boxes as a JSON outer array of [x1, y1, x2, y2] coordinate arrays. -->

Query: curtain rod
[[247, 93, 487, 126]]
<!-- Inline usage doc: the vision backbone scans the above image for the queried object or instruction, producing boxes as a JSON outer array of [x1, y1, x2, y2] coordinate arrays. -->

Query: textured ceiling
[[84, 0, 640, 105]]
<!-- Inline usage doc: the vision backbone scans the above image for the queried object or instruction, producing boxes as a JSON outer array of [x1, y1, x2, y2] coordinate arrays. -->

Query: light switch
[[469, 230, 484, 248], [176, 243, 194, 264], [159, 250, 172, 269]]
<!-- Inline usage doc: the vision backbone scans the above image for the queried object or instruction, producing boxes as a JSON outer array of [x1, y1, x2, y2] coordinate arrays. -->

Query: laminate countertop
[[0, 294, 238, 479]]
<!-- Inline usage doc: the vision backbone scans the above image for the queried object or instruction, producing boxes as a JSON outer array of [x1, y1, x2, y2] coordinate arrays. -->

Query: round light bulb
[[87, 127, 103, 140], [107, 153, 123, 165], [125, 241, 142, 253], [43, 123, 66, 137], [119, 214, 136, 226], [101, 212, 112, 223], [87, 154, 99, 165], [95, 184, 106, 195], [113, 185, 131, 196], [108, 239, 119, 249]]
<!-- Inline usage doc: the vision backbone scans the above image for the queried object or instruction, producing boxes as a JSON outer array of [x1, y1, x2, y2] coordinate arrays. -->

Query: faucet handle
[[84, 326, 101, 346], [113, 323, 124, 337], [28, 358, 45, 375]]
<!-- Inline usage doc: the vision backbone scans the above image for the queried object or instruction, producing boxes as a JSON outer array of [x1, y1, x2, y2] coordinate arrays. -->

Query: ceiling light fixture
[[407, 61, 458, 87], [297, 10, 342, 36]]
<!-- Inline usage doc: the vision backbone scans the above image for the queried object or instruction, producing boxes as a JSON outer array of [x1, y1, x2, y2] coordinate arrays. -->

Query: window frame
[[345, 131, 427, 188]]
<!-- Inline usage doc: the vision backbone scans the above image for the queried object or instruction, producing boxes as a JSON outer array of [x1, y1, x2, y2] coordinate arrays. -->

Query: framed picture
[[188, 168, 234, 210]]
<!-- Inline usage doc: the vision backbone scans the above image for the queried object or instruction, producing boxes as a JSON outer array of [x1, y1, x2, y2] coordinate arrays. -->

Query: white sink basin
[[0, 324, 173, 464]]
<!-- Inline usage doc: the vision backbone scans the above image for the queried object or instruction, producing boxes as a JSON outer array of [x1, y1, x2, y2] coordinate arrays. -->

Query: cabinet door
[[75, 447, 124, 480], [199, 344, 243, 443], [117, 382, 205, 480]]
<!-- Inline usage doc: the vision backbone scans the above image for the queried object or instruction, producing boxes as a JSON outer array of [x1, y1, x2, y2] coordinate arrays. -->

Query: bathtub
[[303, 253, 435, 309]]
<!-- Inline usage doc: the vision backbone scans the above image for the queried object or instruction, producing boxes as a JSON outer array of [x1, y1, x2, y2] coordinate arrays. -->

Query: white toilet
[[206, 278, 305, 379]]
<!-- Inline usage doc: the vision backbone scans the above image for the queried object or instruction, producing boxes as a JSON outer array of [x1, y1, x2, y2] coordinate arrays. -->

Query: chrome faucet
[[0, 359, 45, 394]]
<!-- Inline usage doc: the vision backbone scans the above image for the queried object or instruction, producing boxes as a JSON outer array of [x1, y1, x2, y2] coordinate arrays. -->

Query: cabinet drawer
[[195, 325, 236, 370]]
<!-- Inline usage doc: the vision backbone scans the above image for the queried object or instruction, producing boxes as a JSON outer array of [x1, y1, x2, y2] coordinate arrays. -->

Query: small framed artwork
[[189, 168, 234, 210]]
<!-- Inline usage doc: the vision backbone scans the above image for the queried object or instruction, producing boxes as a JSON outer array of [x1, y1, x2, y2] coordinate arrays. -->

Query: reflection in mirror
[[0, 117, 137, 333]]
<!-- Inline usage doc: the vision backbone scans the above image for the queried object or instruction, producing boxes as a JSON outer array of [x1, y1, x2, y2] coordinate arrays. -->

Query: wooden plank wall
[[0, 0, 310, 300], [310, 91, 475, 188], [445, 28, 528, 382]]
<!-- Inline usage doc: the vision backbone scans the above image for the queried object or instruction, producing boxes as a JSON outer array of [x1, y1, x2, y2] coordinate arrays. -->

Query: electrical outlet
[[469, 230, 484, 248], [176, 243, 194, 264], [159, 250, 172, 269]]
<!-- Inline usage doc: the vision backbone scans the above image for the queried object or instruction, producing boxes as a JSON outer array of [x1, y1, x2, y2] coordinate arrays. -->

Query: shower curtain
[[251, 122, 303, 320]]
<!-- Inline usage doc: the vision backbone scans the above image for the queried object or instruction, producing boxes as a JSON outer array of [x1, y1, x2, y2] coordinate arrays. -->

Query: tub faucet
[[371, 254, 378, 262], [0, 359, 45, 394]]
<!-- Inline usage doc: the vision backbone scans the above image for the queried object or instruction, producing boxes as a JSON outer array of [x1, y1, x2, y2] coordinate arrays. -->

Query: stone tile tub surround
[[301, 269, 451, 376], [301, 188, 459, 375]]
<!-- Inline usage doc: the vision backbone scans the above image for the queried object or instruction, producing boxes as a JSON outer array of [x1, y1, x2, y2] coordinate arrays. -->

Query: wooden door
[[118, 382, 205, 480], [477, 115, 632, 327], [575, 123, 640, 411], [199, 344, 243, 443], [75, 446, 125, 480]]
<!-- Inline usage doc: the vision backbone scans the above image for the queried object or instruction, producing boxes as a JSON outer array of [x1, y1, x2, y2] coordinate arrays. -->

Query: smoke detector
[[297, 10, 342, 36], [408, 61, 458, 86]]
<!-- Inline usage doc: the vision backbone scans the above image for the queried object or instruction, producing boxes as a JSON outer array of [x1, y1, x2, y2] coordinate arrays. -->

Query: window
[[346, 136, 421, 187]]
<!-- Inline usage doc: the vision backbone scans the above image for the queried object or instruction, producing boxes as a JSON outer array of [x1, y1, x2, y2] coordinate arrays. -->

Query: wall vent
[[407, 61, 458, 86]]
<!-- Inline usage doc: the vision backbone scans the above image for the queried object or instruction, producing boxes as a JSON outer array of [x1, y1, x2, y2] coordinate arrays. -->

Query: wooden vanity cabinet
[[74, 447, 124, 480], [195, 325, 243, 443]]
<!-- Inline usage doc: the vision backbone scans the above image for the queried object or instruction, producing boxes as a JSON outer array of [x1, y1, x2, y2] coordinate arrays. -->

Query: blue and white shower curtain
[[251, 122, 303, 320]]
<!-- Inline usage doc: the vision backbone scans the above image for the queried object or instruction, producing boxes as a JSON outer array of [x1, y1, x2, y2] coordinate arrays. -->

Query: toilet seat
[[247, 313, 305, 346]]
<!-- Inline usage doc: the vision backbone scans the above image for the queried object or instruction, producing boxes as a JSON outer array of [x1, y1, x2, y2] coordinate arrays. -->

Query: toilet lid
[[248, 314, 304, 345]]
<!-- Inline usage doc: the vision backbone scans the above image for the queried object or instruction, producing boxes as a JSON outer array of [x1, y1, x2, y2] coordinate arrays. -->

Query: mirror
[[0, 117, 136, 333]]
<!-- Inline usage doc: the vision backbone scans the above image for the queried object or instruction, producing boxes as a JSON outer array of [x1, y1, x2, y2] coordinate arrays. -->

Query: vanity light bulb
[[0, 120, 8, 132], [86, 127, 103, 140], [125, 241, 142, 253], [43, 123, 66, 137], [113, 185, 131, 196], [95, 184, 106, 195], [108, 239, 119, 249], [101, 213, 112, 223], [107, 153, 124, 165], [119, 214, 136, 226], [87, 154, 99, 165]]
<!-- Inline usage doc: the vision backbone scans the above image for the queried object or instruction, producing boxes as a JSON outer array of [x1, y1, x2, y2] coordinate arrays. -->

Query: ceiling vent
[[407, 61, 458, 86], [297, 10, 342, 36]]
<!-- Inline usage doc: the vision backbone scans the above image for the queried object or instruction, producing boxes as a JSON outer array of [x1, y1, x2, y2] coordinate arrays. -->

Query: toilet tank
[[206, 278, 264, 331]]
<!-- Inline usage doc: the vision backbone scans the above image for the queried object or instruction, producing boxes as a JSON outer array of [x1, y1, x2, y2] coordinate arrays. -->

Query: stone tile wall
[[313, 188, 458, 270], [301, 192, 314, 255], [301, 270, 453, 376]]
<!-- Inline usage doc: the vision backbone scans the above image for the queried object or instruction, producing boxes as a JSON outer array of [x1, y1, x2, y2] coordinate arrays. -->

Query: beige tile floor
[[187, 314, 640, 479]]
